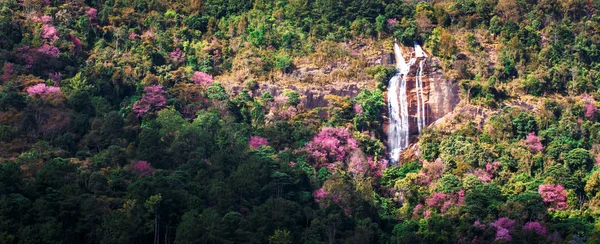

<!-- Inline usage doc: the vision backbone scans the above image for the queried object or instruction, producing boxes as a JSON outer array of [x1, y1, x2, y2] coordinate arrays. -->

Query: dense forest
[[1, 0, 600, 243]]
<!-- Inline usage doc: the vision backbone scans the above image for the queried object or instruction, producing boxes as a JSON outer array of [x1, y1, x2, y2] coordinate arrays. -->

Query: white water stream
[[388, 43, 428, 164]]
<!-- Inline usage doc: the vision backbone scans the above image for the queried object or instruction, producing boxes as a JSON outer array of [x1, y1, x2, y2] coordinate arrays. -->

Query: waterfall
[[388, 43, 429, 164], [388, 43, 410, 163]]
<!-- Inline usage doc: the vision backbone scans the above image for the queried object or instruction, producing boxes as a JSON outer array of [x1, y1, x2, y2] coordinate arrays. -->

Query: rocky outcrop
[[386, 46, 460, 144]]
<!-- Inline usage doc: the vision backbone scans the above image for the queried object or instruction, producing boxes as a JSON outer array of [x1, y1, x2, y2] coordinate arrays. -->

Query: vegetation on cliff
[[1, 0, 600, 243]]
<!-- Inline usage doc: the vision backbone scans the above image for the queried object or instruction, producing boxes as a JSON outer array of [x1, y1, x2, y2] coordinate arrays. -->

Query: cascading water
[[388, 43, 429, 164], [388, 43, 411, 163], [414, 43, 427, 133]]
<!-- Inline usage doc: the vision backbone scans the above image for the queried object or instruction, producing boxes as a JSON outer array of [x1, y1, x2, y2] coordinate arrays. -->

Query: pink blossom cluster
[[490, 218, 516, 242], [249, 136, 269, 150], [583, 94, 597, 118], [2, 62, 13, 81], [367, 156, 388, 177], [132, 160, 154, 176], [387, 18, 398, 30], [523, 132, 543, 153], [596, 156, 600, 166], [305, 127, 358, 169], [273, 94, 289, 105], [523, 221, 547, 235], [413, 204, 424, 216], [26, 83, 61, 98], [472, 161, 502, 182], [423, 190, 465, 214], [86, 8, 97, 23], [169, 48, 185, 64], [278, 106, 297, 120], [416, 159, 445, 184], [128, 32, 138, 41], [40, 15, 53, 24], [37, 44, 60, 58], [353, 103, 364, 115], [313, 188, 329, 203], [41, 22, 58, 42], [585, 103, 597, 118], [538, 184, 568, 211], [132, 85, 167, 117], [192, 71, 213, 86], [70, 34, 82, 50]]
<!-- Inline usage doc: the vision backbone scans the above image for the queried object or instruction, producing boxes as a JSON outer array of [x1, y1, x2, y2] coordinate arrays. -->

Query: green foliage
[[565, 148, 593, 172], [436, 174, 462, 193], [206, 82, 229, 101], [2, 0, 600, 243], [512, 112, 538, 139]]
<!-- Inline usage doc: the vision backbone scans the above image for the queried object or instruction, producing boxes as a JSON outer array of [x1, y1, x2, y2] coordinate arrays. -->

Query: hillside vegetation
[[1, 0, 600, 243]]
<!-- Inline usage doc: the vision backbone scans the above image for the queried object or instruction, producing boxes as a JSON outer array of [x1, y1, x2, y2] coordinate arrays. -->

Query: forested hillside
[[1, 0, 600, 243]]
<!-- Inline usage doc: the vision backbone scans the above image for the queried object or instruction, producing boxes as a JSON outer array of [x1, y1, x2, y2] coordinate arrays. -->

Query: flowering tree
[[353, 103, 364, 115], [583, 94, 597, 118], [86, 8, 98, 23], [1, 62, 13, 81], [417, 159, 445, 184], [37, 44, 60, 58], [523, 132, 543, 153], [192, 71, 213, 86], [249, 136, 268, 150], [132, 85, 167, 117], [70, 34, 82, 52], [538, 184, 568, 211], [423, 189, 464, 214], [523, 222, 547, 235], [169, 48, 185, 64], [313, 187, 329, 203], [26, 84, 61, 98], [41, 24, 58, 42], [305, 127, 358, 169], [387, 18, 398, 30], [490, 218, 516, 241], [132, 160, 154, 176]]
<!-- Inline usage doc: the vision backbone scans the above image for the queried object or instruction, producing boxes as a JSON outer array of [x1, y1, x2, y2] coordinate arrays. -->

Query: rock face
[[386, 46, 460, 144], [405, 57, 460, 136]]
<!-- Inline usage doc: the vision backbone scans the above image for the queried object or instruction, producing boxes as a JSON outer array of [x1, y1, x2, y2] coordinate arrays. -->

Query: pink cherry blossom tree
[[538, 184, 568, 211], [26, 83, 61, 98], [353, 103, 364, 115], [41, 24, 58, 42], [249, 136, 269, 150], [37, 44, 60, 58], [491, 218, 516, 242], [305, 127, 358, 169], [132, 160, 154, 176], [169, 48, 185, 64], [192, 71, 213, 86], [86, 8, 97, 23], [387, 18, 398, 30], [523, 132, 543, 153], [132, 85, 167, 117], [313, 188, 329, 203]]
